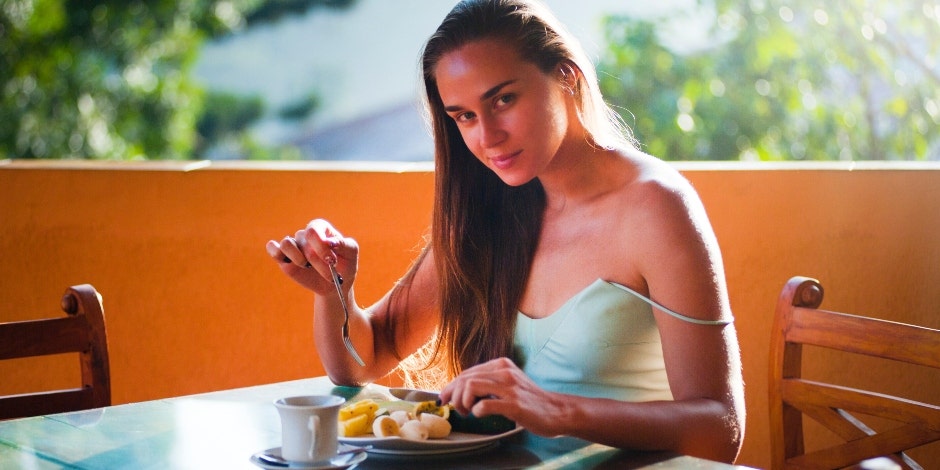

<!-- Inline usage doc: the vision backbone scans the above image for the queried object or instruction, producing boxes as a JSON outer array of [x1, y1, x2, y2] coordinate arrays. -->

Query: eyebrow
[[443, 79, 517, 112]]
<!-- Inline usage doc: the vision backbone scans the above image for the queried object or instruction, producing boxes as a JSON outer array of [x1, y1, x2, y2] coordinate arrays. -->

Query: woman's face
[[434, 39, 572, 186]]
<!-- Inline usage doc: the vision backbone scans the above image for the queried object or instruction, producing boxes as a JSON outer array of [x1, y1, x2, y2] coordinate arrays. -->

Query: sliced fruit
[[399, 420, 429, 441], [389, 410, 411, 427], [338, 412, 370, 437], [412, 400, 449, 419], [339, 399, 379, 421], [418, 413, 452, 439], [372, 415, 401, 438]]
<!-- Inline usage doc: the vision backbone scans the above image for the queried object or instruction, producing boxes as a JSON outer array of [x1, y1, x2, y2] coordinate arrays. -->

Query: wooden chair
[[769, 276, 940, 469], [0, 284, 111, 420]]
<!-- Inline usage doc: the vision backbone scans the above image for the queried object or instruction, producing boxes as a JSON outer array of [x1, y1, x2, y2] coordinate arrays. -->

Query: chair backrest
[[769, 276, 940, 469], [0, 284, 111, 420]]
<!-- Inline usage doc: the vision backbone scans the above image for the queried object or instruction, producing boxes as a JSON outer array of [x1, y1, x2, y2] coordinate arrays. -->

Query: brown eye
[[495, 94, 515, 108], [455, 111, 475, 123]]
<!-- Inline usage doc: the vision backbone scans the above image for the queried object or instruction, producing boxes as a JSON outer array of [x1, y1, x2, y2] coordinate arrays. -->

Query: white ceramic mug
[[274, 395, 345, 463]]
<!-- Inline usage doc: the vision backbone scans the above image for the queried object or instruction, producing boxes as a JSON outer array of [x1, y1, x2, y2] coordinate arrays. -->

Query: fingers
[[302, 220, 360, 269], [267, 236, 312, 268], [441, 358, 516, 416], [267, 219, 360, 292], [267, 219, 364, 299]]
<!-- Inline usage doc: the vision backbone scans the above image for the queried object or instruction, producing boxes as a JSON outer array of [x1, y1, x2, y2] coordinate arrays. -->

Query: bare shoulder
[[613, 150, 721, 283], [613, 150, 704, 226], [621, 151, 728, 313]]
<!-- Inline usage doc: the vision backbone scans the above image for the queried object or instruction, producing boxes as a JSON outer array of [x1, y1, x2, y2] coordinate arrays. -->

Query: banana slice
[[419, 412, 452, 438], [372, 415, 401, 438], [399, 420, 430, 441], [389, 410, 411, 427]]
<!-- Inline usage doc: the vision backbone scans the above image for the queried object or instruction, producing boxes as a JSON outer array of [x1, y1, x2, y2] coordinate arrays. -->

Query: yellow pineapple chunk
[[338, 413, 370, 437], [339, 399, 379, 421]]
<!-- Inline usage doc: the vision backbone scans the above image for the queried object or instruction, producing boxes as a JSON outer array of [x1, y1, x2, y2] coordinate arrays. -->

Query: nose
[[478, 115, 507, 149]]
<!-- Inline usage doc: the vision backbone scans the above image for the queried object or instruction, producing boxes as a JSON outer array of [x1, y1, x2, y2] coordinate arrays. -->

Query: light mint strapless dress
[[515, 278, 730, 402], [513, 279, 733, 451]]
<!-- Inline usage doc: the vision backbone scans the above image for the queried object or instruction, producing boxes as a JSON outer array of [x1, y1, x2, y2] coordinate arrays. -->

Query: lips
[[489, 150, 521, 170]]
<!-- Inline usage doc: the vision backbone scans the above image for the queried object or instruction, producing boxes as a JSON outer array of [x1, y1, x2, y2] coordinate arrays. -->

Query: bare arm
[[563, 170, 744, 460], [266, 219, 440, 386], [634, 168, 744, 461]]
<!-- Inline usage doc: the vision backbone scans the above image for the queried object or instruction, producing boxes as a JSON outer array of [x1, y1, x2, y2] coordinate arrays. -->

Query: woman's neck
[[539, 139, 632, 214]]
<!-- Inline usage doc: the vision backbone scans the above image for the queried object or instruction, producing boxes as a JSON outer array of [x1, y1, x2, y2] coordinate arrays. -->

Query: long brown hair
[[393, 0, 632, 384]]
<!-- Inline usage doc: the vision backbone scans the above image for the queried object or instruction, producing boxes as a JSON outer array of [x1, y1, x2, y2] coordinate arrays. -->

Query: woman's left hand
[[439, 357, 566, 437]]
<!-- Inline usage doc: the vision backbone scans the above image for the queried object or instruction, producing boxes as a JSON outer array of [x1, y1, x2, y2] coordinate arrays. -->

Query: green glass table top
[[0, 377, 747, 469]]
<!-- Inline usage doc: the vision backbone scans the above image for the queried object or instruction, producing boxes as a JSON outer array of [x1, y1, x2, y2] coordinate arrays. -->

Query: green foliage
[[599, 0, 939, 161], [6, 0, 932, 161], [194, 91, 264, 157], [243, 0, 355, 25], [277, 92, 319, 121], [0, 0, 351, 160], [239, 134, 304, 160], [1, 1, 212, 159]]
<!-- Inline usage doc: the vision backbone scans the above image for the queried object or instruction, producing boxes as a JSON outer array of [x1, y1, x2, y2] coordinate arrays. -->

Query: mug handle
[[308, 415, 320, 460]]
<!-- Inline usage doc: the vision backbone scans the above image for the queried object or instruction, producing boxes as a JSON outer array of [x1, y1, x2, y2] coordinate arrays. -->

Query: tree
[[599, 0, 939, 161], [0, 0, 354, 160]]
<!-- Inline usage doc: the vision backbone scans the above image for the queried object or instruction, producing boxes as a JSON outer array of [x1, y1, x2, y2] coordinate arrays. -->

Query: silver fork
[[329, 261, 365, 366]]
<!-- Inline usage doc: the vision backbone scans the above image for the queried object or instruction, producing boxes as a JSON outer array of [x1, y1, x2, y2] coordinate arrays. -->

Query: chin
[[488, 167, 530, 187], [499, 176, 536, 187]]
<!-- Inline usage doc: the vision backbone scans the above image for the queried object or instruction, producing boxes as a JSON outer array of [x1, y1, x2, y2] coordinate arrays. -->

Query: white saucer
[[249, 446, 367, 470]]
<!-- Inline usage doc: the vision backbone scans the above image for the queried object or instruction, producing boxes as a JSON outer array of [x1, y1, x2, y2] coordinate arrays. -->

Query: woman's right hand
[[265, 219, 359, 296]]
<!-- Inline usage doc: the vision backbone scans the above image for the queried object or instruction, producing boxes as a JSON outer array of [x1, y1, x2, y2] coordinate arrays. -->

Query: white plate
[[338, 426, 523, 455], [249, 446, 367, 469]]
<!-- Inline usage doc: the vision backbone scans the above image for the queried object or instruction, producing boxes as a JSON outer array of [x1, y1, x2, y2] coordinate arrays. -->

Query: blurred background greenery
[[1, 0, 937, 161]]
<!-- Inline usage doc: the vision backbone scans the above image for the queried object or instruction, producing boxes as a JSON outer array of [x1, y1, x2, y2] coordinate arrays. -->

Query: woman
[[267, 0, 745, 462]]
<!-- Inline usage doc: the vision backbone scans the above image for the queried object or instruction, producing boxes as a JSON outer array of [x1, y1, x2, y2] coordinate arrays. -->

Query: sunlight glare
[[754, 15, 770, 32], [842, 111, 857, 128], [798, 80, 816, 110], [739, 148, 759, 161], [677, 113, 695, 132], [914, 115, 928, 135], [755, 79, 772, 96], [894, 69, 908, 86], [717, 10, 744, 32], [839, 147, 853, 161], [68, 132, 83, 153], [925, 98, 940, 124], [813, 9, 829, 26], [214, 1, 243, 30], [710, 79, 726, 97], [748, 0, 767, 14], [78, 94, 94, 116], [790, 141, 806, 159], [797, 79, 813, 94], [802, 94, 817, 110], [88, 120, 113, 154]]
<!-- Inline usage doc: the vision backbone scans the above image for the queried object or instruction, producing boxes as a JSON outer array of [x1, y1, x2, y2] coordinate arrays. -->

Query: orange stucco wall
[[2, 160, 938, 468]]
